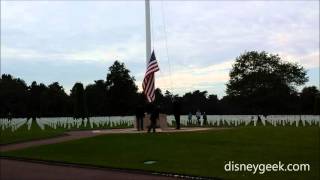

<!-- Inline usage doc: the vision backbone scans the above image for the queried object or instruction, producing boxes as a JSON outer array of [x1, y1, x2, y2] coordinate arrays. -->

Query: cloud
[[279, 51, 319, 69], [1, 1, 319, 98], [1, 40, 145, 63], [136, 60, 232, 94]]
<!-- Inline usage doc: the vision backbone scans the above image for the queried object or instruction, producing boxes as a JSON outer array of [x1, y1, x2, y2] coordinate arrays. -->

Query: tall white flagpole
[[145, 0, 152, 68]]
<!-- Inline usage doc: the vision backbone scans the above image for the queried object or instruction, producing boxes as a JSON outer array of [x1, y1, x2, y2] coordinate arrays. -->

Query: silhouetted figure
[[145, 103, 154, 114], [203, 112, 207, 126], [196, 109, 201, 125], [135, 105, 145, 131], [257, 115, 263, 125], [173, 100, 181, 129], [188, 112, 192, 125], [8, 112, 12, 121], [148, 105, 159, 133]]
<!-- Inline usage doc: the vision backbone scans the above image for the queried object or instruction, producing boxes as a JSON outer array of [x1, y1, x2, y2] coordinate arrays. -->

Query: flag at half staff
[[142, 50, 160, 102]]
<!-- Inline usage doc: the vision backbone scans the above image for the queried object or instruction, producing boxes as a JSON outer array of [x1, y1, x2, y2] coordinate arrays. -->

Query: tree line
[[0, 51, 319, 119]]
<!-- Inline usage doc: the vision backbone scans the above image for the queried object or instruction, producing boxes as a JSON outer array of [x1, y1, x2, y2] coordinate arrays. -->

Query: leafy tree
[[0, 74, 28, 118], [47, 82, 70, 117], [28, 81, 49, 120], [70, 82, 87, 119], [206, 94, 219, 114], [163, 90, 176, 113], [226, 51, 308, 115], [1, 52, 317, 118], [314, 95, 320, 115], [85, 80, 108, 116], [154, 88, 176, 113], [300, 86, 320, 114], [106, 61, 138, 115], [182, 90, 208, 114], [154, 88, 165, 107]]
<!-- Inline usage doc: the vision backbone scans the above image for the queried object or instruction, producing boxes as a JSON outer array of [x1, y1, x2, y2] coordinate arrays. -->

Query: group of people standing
[[135, 101, 208, 132], [135, 104, 160, 133], [188, 110, 207, 126], [135, 101, 182, 133]]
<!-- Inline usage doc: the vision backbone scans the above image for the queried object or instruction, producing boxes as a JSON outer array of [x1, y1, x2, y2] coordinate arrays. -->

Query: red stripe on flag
[[142, 51, 159, 102]]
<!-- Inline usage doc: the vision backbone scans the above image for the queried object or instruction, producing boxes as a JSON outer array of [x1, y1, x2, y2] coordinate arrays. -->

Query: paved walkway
[[0, 127, 220, 152], [0, 130, 98, 152], [0, 159, 177, 180]]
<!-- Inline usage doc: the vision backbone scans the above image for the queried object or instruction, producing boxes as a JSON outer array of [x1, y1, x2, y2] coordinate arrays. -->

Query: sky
[[1, 0, 319, 98]]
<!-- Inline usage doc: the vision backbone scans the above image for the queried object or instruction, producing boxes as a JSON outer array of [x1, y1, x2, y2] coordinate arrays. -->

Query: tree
[[300, 86, 320, 114], [226, 51, 308, 115], [154, 88, 165, 107], [0, 74, 28, 118], [314, 95, 320, 115], [106, 61, 138, 115], [182, 90, 208, 114], [85, 80, 108, 116], [47, 82, 70, 117], [206, 94, 219, 114], [154, 88, 176, 114], [70, 82, 87, 119], [28, 81, 49, 120], [163, 90, 176, 114]]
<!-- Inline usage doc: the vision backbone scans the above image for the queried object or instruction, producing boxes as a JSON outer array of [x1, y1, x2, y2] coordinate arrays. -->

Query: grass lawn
[[1, 127, 319, 180], [1, 118, 133, 145], [0, 120, 65, 145]]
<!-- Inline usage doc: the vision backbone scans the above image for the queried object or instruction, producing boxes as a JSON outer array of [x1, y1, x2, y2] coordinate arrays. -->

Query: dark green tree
[[47, 82, 70, 117], [28, 81, 49, 120], [182, 90, 208, 114], [300, 86, 320, 114], [206, 94, 219, 114], [226, 51, 308, 115], [85, 80, 108, 116], [154, 88, 176, 113], [106, 61, 138, 115], [154, 88, 165, 106], [70, 82, 87, 119], [0, 74, 28, 118], [163, 90, 176, 113], [314, 95, 320, 115]]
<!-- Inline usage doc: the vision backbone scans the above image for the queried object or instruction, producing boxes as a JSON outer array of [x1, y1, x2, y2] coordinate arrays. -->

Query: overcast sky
[[1, 0, 319, 98]]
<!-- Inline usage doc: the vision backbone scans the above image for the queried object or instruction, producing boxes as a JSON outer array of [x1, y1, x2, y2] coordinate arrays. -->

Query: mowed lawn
[[2, 127, 319, 180], [0, 122, 65, 145]]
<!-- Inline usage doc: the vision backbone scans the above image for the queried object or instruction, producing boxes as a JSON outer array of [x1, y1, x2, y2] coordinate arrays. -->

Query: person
[[8, 112, 12, 121], [196, 109, 201, 125], [135, 105, 145, 131], [148, 105, 159, 133], [202, 112, 207, 126], [173, 100, 181, 129], [188, 112, 192, 125]]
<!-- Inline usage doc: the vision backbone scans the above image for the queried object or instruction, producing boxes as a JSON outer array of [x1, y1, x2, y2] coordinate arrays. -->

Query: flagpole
[[145, 0, 151, 68]]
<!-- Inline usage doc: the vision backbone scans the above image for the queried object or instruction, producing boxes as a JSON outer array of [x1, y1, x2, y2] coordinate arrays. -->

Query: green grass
[[0, 120, 65, 145], [1, 127, 319, 180], [0, 119, 133, 145]]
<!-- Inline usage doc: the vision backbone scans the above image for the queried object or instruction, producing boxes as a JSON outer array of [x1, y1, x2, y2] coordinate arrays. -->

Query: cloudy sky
[[1, 0, 319, 98]]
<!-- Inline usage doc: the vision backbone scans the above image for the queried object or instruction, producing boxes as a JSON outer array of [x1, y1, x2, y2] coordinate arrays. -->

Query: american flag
[[142, 51, 160, 102]]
